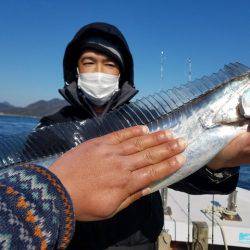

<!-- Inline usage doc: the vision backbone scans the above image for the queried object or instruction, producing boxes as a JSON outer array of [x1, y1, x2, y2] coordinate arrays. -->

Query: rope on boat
[[202, 201, 230, 250]]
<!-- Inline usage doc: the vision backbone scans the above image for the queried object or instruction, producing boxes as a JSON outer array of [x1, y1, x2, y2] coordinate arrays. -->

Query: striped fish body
[[0, 62, 249, 193], [148, 71, 250, 191]]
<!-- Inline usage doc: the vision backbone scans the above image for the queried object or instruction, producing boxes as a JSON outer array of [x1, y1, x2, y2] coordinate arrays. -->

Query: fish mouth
[[219, 120, 250, 127]]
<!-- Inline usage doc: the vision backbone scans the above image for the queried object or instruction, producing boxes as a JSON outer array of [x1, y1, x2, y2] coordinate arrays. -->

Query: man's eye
[[106, 63, 115, 67], [83, 62, 94, 65]]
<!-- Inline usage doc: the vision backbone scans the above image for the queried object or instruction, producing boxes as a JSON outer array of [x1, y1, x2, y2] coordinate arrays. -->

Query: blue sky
[[0, 0, 250, 107]]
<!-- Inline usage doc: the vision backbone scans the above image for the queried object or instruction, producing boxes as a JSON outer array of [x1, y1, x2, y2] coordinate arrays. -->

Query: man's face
[[77, 50, 120, 76]]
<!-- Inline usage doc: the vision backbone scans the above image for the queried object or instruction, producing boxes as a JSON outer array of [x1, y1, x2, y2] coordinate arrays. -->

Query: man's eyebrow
[[103, 58, 117, 64], [80, 56, 95, 61]]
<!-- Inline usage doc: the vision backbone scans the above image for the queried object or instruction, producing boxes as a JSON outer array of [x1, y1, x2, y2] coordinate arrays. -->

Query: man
[[38, 22, 247, 249]]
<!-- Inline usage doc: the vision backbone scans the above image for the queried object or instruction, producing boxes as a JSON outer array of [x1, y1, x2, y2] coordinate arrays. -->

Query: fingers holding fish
[[117, 130, 173, 155], [100, 150, 186, 218], [207, 131, 250, 170], [104, 125, 149, 145], [121, 137, 187, 171], [127, 154, 186, 196]]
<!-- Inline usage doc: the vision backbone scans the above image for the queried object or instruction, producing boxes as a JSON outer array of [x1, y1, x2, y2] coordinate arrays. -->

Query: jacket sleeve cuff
[[201, 165, 240, 184], [0, 164, 75, 249], [169, 166, 240, 195]]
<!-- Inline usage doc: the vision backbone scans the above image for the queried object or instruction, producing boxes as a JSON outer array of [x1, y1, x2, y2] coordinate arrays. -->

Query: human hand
[[207, 131, 250, 170], [49, 125, 186, 221]]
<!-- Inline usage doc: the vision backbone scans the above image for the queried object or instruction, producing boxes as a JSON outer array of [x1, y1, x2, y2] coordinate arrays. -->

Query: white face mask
[[77, 72, 120, 106]]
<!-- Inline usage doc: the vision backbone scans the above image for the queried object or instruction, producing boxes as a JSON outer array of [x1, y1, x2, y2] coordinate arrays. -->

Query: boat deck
[[163, 187, 250, 248]]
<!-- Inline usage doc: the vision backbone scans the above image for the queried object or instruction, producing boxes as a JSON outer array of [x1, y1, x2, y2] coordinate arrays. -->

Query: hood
[[59, 22, 137, 115]]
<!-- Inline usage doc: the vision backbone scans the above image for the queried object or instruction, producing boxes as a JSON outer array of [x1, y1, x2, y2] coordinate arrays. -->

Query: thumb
[[110, 191, 144, 217]]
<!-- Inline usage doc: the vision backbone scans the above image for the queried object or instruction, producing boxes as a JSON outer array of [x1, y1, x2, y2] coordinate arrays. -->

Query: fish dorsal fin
[[120, 62, 250, 124]]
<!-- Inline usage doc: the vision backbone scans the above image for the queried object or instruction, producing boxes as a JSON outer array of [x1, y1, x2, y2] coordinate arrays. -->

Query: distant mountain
[[2, 101, 12, 106], [0, 99, 67, 118], [0, 102, 14, 112]]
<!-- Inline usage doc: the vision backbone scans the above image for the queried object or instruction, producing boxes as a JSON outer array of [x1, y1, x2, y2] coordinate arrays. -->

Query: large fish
[[0, 62, 249, 192]]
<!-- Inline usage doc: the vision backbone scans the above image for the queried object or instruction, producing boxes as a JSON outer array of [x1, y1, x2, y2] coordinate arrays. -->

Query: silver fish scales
[[0, 62, 249, 193]]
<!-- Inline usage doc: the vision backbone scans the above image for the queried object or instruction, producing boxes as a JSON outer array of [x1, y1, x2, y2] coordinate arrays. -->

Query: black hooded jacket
[[38, 23, 240, 249], [57, 22, 137, 119]]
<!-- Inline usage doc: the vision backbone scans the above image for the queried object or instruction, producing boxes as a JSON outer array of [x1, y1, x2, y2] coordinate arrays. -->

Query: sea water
[[0, 115, 249, 190]]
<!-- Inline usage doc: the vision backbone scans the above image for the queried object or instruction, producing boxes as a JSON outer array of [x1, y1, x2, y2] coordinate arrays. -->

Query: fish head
[[239, 88, 250, 118], [199, 75, 250, 128], [211, 76, 250, 126]]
